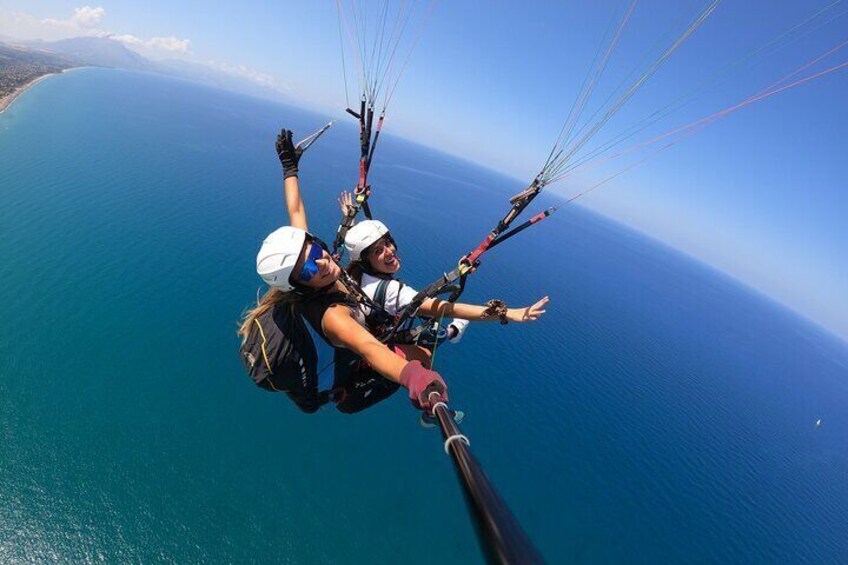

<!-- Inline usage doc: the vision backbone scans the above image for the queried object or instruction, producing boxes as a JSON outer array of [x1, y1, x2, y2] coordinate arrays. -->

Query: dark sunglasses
[[298, 236, 329, 283]]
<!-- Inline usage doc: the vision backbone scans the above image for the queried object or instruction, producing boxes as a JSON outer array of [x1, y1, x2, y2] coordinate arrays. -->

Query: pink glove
[[398, 361, 448, 410]]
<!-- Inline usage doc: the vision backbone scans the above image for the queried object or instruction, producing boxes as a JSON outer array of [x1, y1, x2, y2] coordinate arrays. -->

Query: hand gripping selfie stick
[[425, 389, 545, 564]]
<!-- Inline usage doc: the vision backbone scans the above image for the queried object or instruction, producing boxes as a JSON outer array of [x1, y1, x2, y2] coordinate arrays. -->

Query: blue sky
[[2, 1, 846, 340]]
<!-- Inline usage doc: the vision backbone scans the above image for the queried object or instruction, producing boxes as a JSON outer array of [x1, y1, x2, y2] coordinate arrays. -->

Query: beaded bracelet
[[482, 299, 509, 325]]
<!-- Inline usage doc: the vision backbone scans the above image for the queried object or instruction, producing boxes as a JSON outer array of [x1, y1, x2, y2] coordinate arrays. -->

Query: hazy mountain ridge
[[27, 37, 153, 70], [0, 36, 289, 104], [0, 41, 73, 67]]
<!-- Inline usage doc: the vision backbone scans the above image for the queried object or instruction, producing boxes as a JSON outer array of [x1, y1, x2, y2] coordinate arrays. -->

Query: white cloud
[[1, 6, 191, 55], [41, 6, 106, 32], [103, 33, 192, 55], [108, 33, 143, 45], [71, 6, 106, 28], [206, 59, 284, 90], [1, 11, 61, 40], [146, 36, 191, 53]]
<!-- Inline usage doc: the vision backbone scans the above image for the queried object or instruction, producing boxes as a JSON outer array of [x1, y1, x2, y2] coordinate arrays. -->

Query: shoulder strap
[[373, 278, 391, 308], [392, 278, 406, 312]]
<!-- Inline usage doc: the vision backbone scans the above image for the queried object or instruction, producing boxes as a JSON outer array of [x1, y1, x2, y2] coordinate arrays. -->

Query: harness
[[363, 277, 453, 347], [381, 177, 558, 343]]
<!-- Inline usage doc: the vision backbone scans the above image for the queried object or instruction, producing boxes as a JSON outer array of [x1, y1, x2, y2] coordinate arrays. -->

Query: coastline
[[0, 68, 78, 114]]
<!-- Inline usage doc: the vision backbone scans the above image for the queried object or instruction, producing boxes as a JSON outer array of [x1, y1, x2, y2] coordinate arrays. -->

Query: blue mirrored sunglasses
[[298, 237, 329, 282]]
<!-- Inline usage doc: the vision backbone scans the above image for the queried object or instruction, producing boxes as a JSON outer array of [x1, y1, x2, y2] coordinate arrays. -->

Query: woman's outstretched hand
[[507, 296, 550, 323], [276, 129, 302, 179], [338, 191, 354, 217]]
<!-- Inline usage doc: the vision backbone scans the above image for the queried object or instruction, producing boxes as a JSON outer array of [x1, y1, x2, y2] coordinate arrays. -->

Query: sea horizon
[[3, 65, 843, 347]]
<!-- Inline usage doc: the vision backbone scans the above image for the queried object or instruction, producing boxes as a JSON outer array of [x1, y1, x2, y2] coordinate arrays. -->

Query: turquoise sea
[[1, 68, 847, 563]]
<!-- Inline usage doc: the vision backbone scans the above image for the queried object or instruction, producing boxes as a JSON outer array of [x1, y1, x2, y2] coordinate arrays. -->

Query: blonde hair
[[237, 288, 297, 341]]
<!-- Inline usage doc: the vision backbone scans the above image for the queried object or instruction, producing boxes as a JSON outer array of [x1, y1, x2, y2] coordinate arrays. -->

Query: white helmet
[[256, 226, 307, 291], [344, 220, 393, 262]]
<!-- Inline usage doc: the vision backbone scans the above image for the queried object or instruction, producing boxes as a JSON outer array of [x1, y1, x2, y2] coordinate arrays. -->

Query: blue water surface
[[1, 68, 846, 563]]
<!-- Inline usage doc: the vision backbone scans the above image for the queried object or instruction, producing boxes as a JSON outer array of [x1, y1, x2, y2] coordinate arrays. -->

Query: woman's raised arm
[[276, 129, 308, 231]]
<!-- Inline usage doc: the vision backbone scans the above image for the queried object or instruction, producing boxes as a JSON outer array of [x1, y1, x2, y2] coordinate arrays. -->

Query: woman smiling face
[[365, 236, 401, 275], [294, 240, 342, 289]]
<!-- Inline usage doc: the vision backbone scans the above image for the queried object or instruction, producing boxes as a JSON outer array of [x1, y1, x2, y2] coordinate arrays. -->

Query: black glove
[[276, 129, 302, 179]]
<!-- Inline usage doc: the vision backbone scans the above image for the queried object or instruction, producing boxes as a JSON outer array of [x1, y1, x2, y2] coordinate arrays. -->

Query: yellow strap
[[253, 319, 280, 391]]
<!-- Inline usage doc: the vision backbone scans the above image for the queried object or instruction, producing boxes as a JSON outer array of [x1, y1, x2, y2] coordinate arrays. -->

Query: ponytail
[[237, 288, 297, 341]]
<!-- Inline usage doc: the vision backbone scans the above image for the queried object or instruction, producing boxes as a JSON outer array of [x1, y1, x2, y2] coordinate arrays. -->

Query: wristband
[[481, 299, 508, 325]]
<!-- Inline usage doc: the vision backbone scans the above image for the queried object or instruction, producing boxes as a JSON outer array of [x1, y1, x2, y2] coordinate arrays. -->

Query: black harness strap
[[373, 278, 391, 308], [380, 178, 553, 343]]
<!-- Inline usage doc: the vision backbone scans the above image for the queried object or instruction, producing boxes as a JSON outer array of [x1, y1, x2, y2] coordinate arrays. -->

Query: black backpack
[[239, 302, 324, 413], [240, 295, 402, 415]]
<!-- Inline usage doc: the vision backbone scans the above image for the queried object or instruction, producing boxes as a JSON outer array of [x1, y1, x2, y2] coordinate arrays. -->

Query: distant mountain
[[2, 36, 288, 104], [26, 37, 152, 70], [0, 42, 73, 68]]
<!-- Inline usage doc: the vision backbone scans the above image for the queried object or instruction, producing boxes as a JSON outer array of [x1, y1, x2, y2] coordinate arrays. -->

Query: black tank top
[[296, 290, 356, 347]]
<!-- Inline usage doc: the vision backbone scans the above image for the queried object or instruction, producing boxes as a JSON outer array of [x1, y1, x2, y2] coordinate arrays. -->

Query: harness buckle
[[458, 256, 479, 276], [355, 185, 371, 203]]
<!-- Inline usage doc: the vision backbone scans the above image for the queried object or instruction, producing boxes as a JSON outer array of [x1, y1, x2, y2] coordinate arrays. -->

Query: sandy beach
[[0, 71, 63, 114]]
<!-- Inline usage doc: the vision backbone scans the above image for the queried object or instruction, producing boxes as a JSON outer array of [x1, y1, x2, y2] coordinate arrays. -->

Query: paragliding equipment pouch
[[239, 303, 325, 413], [332, 348, 401, 414]]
